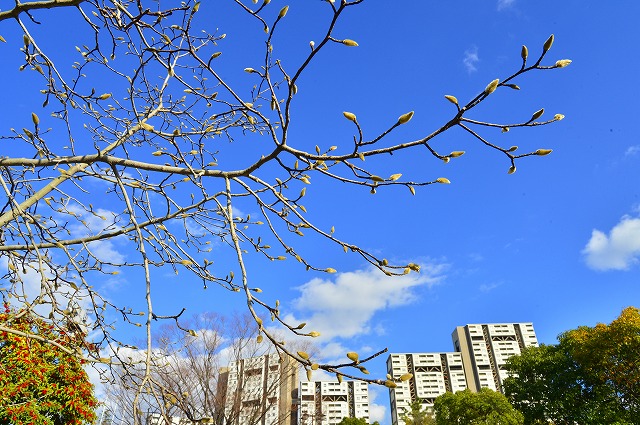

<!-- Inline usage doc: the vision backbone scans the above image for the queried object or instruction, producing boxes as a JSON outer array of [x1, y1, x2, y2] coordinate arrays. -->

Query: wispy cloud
[[583, 215, 640, 271], [497, 0, 515, 11], [463, 46, 479, 73], [479, 281, 501, 293], [625, 145, 640, 157], [286, 262, 447, 340]]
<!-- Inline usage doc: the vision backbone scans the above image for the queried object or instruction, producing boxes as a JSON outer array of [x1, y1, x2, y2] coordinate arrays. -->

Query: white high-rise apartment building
[[224, 353, 299, 425], [298, 381, 370, 425], [387, 322, 538, 425], [387, 353, 467, 425], [451, 322, 538, 392]]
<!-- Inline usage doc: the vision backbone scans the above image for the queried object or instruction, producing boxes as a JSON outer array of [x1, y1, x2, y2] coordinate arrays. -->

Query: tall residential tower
[[451, 322, 538, 392], [387, 353, 467, 425], [298, 380, 370, 425], [224, 353, 299, 425]]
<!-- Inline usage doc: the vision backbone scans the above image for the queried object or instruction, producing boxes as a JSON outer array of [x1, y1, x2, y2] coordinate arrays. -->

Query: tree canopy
[[337, 417, 380, 425], [399, 399, 436, 425], [504, 306, 640, 425], [432, 388, 524, 425], [0, 0, 570, 420], [0, 306, 97, 425]]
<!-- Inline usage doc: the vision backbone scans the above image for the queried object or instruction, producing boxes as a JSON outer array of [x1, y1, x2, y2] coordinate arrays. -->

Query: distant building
[[387, 322, 538, 425], [387, 353, 467, 425], [298, 381, 369, 425], [451, 322, 538, 392], [224, 353, 299, 425]]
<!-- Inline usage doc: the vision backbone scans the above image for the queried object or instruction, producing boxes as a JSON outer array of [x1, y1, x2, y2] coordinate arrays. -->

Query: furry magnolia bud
[[543, 34, 554, 53], [397, 111, 414, 125], [343, 111, 357, 122], [444, 95, 458, 105], [484, 79, 499, 95], [531, 108, 545, 121], [535, 149, 553, 156], [346, 352, 359, 362]]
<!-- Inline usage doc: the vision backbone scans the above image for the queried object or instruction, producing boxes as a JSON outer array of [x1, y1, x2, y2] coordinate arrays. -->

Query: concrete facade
[[387, 353, 466, 425], [224, 353, 299, 425], [298, 381, 370, 425]]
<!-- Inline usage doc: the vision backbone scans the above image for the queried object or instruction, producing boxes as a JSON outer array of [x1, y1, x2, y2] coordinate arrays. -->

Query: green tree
[[563, 306, 640, 417], [433, 388, 524, 425], [504, 307, 639, 425], [400, 399, 436, 425], [0, 305, 97, 425], [337, 418, 380, 425]]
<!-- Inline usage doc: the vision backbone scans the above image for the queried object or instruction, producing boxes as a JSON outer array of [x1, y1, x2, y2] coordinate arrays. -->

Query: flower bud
[[521, 45, 528, 61], [347, 352, 359, 362], [531, 108, 544, 121], [436, 177, 450, 184], [397, 111, 414, 125], [535, 149, 552, 156], [484, 79, 499, 95], [543, 34, 554, 53], [555, 59, 572, 68], [444, 95, 458, 105], [278, 5, 289, 18], [342, 39, 359, 47], [343, 111, 357, 122], [297, 351, 310, 360]]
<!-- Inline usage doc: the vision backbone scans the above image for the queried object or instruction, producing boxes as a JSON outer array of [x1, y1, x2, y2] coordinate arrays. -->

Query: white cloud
[[497, 0, 515, 11], [625, 145, 640, 157], [65, 205, 126, 265], [583, 215, 640, 271], [288, 262, 447, 340], [463, 46, 479, 73], [479, 281, 501, 293], [368, 386, 387, 424]]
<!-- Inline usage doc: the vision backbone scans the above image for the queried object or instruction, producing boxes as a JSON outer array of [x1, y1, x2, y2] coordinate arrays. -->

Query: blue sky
[[1, 0, 639, 423]]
